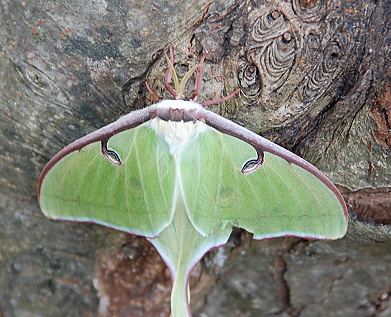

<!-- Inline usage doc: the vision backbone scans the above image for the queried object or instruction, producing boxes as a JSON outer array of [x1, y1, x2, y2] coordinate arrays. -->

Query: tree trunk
[[0, 0, 390, 316]]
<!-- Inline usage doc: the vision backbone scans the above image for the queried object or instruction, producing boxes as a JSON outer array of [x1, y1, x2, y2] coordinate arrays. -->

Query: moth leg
[[201, 88, 241, 107], [189, 52, 207, 100], [145, 81, 160, 102], [101, 139, 122, 166], [165, 46, 177, 97], [241, 147, 264, 174]]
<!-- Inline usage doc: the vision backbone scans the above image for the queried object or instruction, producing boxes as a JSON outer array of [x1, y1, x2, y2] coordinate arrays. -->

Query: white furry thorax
[[148, 100, 209, 158]]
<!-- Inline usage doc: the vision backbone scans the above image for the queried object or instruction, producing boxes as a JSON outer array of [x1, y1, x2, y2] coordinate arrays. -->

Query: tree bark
[[0, 0, 390, 316]]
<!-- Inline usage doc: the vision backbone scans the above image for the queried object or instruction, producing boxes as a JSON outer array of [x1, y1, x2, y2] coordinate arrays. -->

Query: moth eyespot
[[241, 148, 264, 174], [101, 139, 122, 166]]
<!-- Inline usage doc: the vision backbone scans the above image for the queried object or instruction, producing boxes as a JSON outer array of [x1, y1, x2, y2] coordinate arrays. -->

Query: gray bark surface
[[0, 1, 390, 316]]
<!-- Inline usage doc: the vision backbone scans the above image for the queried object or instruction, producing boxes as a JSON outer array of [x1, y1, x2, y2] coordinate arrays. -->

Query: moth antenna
[[164, 47, 201, 100], [145, 81, 160, 103], [164, 47, 240, 104], [177, 63, 198, 99]]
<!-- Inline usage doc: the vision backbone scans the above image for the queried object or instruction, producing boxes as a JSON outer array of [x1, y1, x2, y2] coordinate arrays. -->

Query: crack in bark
[[121, 48, 165, 107], [272, 238, 302, 316], [319, 258, 350, 306]]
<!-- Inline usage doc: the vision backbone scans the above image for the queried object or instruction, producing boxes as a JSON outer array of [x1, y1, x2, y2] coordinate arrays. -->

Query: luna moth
[[38, 47, 348, 317]]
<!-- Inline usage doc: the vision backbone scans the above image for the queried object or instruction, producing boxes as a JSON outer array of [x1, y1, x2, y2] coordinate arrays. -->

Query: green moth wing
[[39, 121, 176, 237], [180, 119, 347, 240], [38, 102, 347, 317], [38, 47, 348, 317]]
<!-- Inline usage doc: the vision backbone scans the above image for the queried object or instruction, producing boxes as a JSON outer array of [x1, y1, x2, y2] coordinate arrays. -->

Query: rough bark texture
[[0, 0, 390, 317]]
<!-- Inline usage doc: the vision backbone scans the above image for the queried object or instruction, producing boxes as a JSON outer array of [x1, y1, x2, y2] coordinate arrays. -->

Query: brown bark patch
[[94, 237, 171, 317], [339, 186, 391, 225], [370, 83, 391, 154]]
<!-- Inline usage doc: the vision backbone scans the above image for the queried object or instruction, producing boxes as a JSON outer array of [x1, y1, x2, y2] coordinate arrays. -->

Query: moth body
[[149, 100, 208, 158]]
